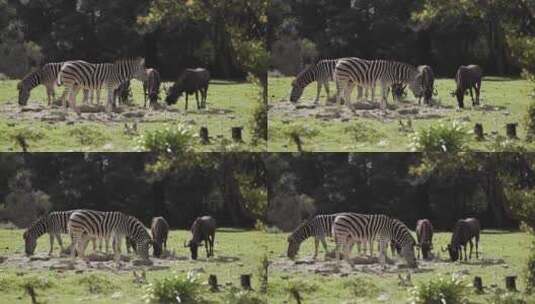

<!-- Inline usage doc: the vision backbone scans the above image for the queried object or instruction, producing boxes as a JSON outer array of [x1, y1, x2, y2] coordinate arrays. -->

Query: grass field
[[268, 76, 535, 152], [0, 228, 277, 304], [0, 228, 533, 303], [0, 79, 264, 152]]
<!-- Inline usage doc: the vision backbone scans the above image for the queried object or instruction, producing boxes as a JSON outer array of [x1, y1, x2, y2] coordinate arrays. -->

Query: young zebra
[[68, 210, 153, 262], [332, 213, 417, 268], [23, 210, 97, 256], [58, 58, 146, 114], [335, 58, 424, 109], [290, 59, 338, 104], [151, 216, 169, 257], [143, 68, 161, 108], [287, 214, 339, 260], [454, 65, 482, 108]]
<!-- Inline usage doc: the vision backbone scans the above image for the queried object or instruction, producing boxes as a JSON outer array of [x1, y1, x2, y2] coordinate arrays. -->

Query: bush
[[282, 123, 319, 152], [409, 121, 470, 152], [78, 274, 115, 294], [408, 275, 469, 304], [344, 122, 383, 144], [143, 272, 207, 304], [343, 277, 380, 298], [224, 288, 266, 304], [490, 289, 528, 304], [526, 243, 535, 294], [68, 125, 108, 146], [8, 126, 44, 151], [136, 123, 196, 154], [19, 276, 54, 290]]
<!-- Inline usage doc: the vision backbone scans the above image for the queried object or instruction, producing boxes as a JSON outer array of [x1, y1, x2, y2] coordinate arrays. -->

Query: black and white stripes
[[58, 58, 146, 113], [68, 210, 153, 262], [23, 211, 73, 256], [18, 63, 63, 106], [287, 214, 339, 260], [290, 59, 338, 104]]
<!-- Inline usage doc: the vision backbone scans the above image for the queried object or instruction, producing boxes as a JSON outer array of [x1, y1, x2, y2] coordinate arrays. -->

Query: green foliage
[[78, 274, 116, 294], [490, 289, 528, 304], [409, 121, 470, 152], [136, 123, 197, 154], [509, 35, 535, 93], [248, 74, 267, 144], [7, 126, 44, 151], [19, 276, 54, 290], [143, 272, 207, 304], [282, 123, 319, 152], [224, 288, 267, 304], [526, 242, 535, 294], [68, 125, 108, 146], [504, 188, 535, 231], [526, 101, 535, 141], [344, 122, 383, 144], [237, 173, 268, 220], [408, 275, 469, 304], [343, 277, 380, 298], [257, 253, 269, 294]]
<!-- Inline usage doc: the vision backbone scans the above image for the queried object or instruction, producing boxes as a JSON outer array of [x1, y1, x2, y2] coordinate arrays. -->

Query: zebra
[[68, 210, 153, 262], [17, 62, 93, 106], [143, 68, 161, 108], [454, 65, 482, 108], [151, 216, 169, 257], [446, 217, 480, 262], [58, 58, 146, 114], [332, 213, 417, 268], [22, 210, 99, 256], [185, 216, 216, 260], [334, 58, 424, 109], [415, 219, 433, 260], [287, 214, 338, 260]]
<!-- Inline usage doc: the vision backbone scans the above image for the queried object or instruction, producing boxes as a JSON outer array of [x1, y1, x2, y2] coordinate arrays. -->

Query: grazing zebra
[[68, 210, 153, 262], [17, 62, 92, 106], [290, 59, 338, 104], [454, 65, 482, 108], [417, 65, 435, 105], [446, 217, 480, 262], [185, 216, 216, 260], [416, 219, 433, 260], [58, 58, 146, 114], [151, 216, 169, 257], [332, 213, 417, 267], [23, 210, 97, 256], [143, 68, 161, 108], [335, 58, 424, 108], [287, 214, 339, 260], [165, 68, 210, 110]]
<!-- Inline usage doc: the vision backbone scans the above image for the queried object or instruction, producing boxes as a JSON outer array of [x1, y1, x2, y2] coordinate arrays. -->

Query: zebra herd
[[290, 58, 483, 109], [287, 213, 481, 268], [22, 210, 217, 263]]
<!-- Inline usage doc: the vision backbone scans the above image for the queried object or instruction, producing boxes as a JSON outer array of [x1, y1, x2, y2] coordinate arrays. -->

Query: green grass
[[1, 229, 534, 303], [268, 76, 535, 152], [0, 79, 264, 152], [0, 228, 276, 303]]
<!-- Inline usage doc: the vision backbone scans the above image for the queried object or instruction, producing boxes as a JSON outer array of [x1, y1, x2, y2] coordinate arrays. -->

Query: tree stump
[[506, 276, 517, 291], [232, 127, 244, 143], [474, 124, 484, 141], [208, 274, 219, 292], [240, 274, 252, 290], [506, 123, 518, 140], [200, 127, 210, 144], [473, 276, 483, 293]]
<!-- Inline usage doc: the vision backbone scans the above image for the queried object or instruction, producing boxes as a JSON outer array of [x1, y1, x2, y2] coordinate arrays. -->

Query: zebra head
[[17, 81, 31, 106], [409, 73, 425, 100], [289, 80, 304, 103], [23, 230, 37, 256], [286, 235, 301, 259]]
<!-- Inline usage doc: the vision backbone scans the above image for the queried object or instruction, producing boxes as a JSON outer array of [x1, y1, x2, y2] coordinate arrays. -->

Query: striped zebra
[[58, 58, 146, 114], [17, 62, 92, 106], [151, 216, 169, 257], [143, 68, 161, 108], [334, 58, 424, 108], [454, 65, 482, 108], [23, 210, 99, 256], [332, 213, 417, 267], [68, 210, 153, 262]]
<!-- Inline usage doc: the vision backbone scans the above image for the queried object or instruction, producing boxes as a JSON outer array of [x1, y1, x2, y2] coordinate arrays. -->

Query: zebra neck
[[29, 220, 48, 238], [295, 69, 317, 88], [23, 73, 41, 90]]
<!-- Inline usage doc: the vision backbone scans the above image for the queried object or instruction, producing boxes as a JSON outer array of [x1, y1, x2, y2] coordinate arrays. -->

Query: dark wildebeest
[[417, 65, 435, 105], [446, 217, 480, 262], [453, 65, 482, 108], [416, 219, 433, 260], [165, 68, 210, 110], [151, 216, 169, 257], [143, 68, 161, 108], [185, 216, 216, 260]]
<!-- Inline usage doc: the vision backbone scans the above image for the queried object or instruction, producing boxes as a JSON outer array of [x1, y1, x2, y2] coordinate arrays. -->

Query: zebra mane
[[113, 57, 145, 65], [294, 59, 322, 80], [391, 218, 415, 244], [23, 215, 48, 239], [19, 68, 41, 87]]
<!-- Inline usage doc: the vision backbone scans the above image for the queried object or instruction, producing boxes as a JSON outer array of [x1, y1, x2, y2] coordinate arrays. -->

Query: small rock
[[111, 292, 122, 299], [377, 293, 390, 302]]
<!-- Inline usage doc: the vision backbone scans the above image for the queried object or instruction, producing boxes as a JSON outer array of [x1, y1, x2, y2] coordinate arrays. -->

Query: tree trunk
[[220, 154, 255, 226]]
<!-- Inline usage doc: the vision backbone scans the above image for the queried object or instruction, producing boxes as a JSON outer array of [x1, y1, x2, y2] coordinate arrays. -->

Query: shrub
[[344, 122, 383, 144], [408, 275, 469, 304], [136, 123, 196, 154], [283, 123, 319, 152], [68, 125, 108, 146], [8, 126, 44, 151], [19, 276, 54, 290], [526, 242, 535, 294], [490, 289, 528, 304], [224, 288, 267, 304], [78, 274, 115, 294], [343, 277, 379, 298], [143, 272, 207, 304], [409, 121, 470, 152]]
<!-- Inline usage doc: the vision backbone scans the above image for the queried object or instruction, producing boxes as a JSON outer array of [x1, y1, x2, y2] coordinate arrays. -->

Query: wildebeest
[[416, 219, 433, 260], [454, 65, 482, 108], [417, 65, 435, 105], [165, 68, 210, 110], [143, 68, 161, 108], [446, 217, 480, 262], [151, 216, 169, 257], [185, 216, 216, 260]]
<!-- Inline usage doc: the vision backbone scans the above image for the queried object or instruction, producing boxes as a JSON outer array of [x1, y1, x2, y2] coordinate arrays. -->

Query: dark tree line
[[0, 153, 267, 228]]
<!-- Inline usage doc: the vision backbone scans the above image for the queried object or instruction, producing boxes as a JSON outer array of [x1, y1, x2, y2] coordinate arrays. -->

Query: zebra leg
[[106, 87, 115, 112], [343, 240, 353, 266], [315, 82, 321, 104], [68, 85, 81, 114], [345, 82, 356, 106], [56, 233, 65, 254], [48, 233, 55, 256], [324, 82, 331, 103], [313, 237, 319, 260], [46, 85, 54, 106], [356, 86, 363, 102], [476, 83, 481, 105]]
